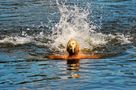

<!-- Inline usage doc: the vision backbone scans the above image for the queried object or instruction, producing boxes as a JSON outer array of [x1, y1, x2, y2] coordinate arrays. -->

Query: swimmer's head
[[67, 39, 80, 55]]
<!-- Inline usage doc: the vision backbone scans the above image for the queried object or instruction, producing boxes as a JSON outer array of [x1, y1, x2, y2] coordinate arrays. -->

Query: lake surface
[[0, 0, 136, 90]]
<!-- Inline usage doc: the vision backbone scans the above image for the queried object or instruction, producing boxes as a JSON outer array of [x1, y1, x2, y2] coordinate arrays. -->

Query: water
[[0, 0, 136, 90]]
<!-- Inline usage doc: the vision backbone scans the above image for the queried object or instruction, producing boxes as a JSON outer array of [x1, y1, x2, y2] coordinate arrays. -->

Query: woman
[[47, 39, 111, 60]]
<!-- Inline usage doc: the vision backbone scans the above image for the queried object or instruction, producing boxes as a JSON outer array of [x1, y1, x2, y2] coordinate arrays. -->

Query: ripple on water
[[0, 0, 136, 90]]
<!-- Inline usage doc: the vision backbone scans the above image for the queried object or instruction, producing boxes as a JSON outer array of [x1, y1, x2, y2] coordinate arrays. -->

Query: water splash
[[48, 3, 92, 51], [47, 1, 131, 52], [0, 30, 46, 47], [0, 1, 132, 53]]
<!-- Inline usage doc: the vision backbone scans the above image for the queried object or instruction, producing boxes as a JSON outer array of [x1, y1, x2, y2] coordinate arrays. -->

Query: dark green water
[[0, 0, 136, 90]]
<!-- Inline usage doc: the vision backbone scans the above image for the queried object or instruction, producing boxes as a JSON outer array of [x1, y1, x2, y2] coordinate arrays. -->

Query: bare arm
[[79, 54, 101, 59], [79, 53, 117, 59], [45, 53, 116, 60], [47, 55, 68, 60]]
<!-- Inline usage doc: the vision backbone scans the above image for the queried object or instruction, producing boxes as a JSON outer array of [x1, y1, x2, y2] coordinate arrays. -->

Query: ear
[[66, 43, 70, 52]]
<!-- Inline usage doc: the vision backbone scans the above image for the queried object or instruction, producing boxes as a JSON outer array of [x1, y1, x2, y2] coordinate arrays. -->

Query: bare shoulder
[[48, 54, 68, 60]]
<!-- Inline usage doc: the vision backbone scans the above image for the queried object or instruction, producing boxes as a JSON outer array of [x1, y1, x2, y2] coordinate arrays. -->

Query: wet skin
[[46, 39, 116, 78], [47, 39, 111, 60]]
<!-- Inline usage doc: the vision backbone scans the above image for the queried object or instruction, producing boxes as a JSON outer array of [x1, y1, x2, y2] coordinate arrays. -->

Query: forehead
[[69, 40, 76, 44]]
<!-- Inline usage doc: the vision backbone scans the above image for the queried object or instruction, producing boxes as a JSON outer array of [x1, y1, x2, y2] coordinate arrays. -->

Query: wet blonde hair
[[67, 39, 80, 55]]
